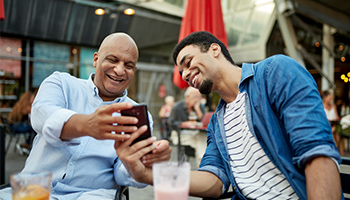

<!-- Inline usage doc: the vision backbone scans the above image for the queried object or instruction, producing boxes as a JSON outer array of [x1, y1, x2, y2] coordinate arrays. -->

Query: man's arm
[[189, 171, 223, 198], [61, 102, 138, 141], [304, 156, 341, 200]]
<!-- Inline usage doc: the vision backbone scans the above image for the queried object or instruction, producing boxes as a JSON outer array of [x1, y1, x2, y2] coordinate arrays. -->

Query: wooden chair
[[203, 157, 350, 200]]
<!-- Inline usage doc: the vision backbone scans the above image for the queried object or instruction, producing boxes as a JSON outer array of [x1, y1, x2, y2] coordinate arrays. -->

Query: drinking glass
[[10, 171, 52, 200], [153, 161, 191, 200]]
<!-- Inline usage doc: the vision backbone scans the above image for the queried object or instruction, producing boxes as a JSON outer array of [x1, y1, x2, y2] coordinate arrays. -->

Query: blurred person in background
[[158, 95, 175, 118], [158, 95, 175, 140], [168, 87, 205, 128], [8, 89, 37, 155], [322, 89, 343, 155]]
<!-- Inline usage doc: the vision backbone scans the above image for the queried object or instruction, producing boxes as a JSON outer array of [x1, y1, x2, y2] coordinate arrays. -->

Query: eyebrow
[[179, 54, 189, 66]]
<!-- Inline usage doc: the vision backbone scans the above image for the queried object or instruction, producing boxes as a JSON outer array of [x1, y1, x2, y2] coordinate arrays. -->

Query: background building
[[1, 0, 350, 123]]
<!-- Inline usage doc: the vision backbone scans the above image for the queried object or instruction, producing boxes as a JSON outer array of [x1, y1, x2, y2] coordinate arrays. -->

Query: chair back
[[201, 112, 214, 128]]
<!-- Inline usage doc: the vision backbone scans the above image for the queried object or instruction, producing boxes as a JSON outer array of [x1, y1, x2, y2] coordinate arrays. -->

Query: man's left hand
[[114, 125, 172, 184]]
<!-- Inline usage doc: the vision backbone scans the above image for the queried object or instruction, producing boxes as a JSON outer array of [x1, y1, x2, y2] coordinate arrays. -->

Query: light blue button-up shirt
[[22, 71, 151, 199]]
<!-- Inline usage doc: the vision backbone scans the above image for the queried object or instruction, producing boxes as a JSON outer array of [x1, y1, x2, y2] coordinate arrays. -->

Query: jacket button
[[233, 187, 236, 190]]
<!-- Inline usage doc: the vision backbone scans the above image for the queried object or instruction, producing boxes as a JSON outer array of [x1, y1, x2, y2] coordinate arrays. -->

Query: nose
[[114, 62, 125, 75], [182, 69, 190, 82]]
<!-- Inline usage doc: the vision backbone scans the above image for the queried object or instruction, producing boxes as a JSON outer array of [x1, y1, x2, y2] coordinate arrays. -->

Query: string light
[[341, 73, 350, 83], [124, 8, 135, 15], [95, 8, 105, 15], [315, 42, 320, 47]]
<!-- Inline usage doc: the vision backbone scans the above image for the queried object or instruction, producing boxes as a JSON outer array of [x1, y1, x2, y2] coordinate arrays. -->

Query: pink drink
[[153, 162, 191, 200], [154, 184, 189, 200]]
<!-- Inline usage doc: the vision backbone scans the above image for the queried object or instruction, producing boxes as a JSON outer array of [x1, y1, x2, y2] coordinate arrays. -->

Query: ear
[[210, 43, 221, 58], [93, 52, 98, 68]]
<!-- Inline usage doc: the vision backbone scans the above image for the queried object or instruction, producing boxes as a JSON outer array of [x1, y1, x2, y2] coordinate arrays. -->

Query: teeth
[[192, 76, 197, 85], [108, 75, 123, 81]]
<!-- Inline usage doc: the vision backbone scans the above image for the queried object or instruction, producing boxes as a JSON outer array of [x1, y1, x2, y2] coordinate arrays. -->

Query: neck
[[215, 65, 241, 103]]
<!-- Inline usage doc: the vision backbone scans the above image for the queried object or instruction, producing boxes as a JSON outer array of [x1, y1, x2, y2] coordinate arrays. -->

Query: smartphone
[[121, 104, 152, 145]]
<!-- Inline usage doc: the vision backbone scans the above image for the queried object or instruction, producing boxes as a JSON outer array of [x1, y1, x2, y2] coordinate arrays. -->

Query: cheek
[[126, 70, 135, 78]]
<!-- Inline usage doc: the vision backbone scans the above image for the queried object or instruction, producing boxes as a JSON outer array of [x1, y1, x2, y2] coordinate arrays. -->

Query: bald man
[[0, 33, 171, 200], [168, 87, 205, 128]]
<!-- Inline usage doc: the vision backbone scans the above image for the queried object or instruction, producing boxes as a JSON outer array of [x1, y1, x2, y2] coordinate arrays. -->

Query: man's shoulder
[[48, 71, 86, 83]]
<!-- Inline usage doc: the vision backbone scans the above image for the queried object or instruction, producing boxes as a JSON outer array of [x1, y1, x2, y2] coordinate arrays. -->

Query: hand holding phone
[[121, 104, 152, 145]]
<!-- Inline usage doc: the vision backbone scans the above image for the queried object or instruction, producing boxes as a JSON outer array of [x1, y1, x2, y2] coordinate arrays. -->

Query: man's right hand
[[60, 102, 138, 141]]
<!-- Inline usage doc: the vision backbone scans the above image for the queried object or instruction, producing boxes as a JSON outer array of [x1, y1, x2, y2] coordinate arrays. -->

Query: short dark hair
[[321, 90, 331, 100], [172, 31, 235, 66]]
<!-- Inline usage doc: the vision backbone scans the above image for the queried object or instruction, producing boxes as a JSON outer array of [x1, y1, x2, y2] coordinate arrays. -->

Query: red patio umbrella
[[173, 0, 228, 89], [0, 0, 4, 21]]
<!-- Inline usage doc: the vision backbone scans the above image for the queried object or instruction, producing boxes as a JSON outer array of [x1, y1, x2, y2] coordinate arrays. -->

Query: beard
[[198, 79, 213, 95]]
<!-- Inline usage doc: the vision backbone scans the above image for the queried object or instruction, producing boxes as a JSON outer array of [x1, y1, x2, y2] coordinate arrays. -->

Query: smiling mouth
[[190, 73, 199, 87], [107, 74, 124, 82]]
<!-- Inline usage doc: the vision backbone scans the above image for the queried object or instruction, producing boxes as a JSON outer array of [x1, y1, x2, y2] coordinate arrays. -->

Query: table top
[[179, 124, 207, 131]]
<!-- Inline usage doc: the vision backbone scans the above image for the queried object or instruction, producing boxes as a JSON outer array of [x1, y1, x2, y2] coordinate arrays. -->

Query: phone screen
[[120, 104, 152, 145]]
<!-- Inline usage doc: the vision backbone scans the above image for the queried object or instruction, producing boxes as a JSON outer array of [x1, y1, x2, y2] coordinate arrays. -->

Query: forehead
[[100, 37, 138, 62], [176, 45, 201, 64]]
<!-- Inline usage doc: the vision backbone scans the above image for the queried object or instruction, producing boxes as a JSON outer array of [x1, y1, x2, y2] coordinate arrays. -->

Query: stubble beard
[[198, 79, 213, 95]]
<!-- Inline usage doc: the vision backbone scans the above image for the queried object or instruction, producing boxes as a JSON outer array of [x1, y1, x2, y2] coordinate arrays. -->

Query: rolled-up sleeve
[[197, 128, 230, 194], [31, 72, 77, 146]]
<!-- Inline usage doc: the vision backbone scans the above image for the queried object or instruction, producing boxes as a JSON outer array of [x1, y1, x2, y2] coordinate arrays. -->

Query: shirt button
[[70, 162, 73, 165]]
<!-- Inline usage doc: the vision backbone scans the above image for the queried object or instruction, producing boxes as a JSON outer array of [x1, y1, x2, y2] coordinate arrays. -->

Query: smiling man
[[170, 31, 342, 200], [0, 33, 171, 200]]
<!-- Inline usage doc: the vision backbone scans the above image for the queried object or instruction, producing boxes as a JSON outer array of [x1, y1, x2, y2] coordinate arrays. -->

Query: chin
[[198, 79, 213, 94]]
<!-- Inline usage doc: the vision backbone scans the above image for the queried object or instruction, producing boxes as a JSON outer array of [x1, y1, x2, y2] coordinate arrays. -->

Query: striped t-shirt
[[224, 92, 299, 200]]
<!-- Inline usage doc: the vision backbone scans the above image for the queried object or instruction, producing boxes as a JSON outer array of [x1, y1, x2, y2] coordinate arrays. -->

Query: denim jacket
[[198, 55, 342, 200]]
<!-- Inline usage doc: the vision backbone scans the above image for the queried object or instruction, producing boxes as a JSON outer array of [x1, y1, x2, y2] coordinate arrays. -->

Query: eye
[[125, 65, 135, 70], [107, 57, 117, 63], [186, 59, 192, 67]]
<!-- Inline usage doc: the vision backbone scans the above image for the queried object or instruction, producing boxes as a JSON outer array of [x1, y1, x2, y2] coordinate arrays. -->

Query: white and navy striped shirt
[[224, 92, 299, 200]]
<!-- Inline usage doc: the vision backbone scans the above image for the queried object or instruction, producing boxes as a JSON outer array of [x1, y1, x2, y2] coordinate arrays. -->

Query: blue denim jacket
[[198, 55, 342, 200]]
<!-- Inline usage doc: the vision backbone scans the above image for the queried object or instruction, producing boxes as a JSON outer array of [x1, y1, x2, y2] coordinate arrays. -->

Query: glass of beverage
[[153, 161, 191, 200], [10, 171, 52, 200], [188, 111, 197, 122]]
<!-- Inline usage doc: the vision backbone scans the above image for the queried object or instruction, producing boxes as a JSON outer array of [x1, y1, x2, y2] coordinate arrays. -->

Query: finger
[[114, 139, 123, 150], [105, 102, 134, 115], [121, 125, 149, 147], [111, 115, 138, 126], [129, 134, 157, 153], [103, 132, 131, 141], [151, 140, 170, 153], [142, 147, 172, 162], [142, 153, 171, 167]]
